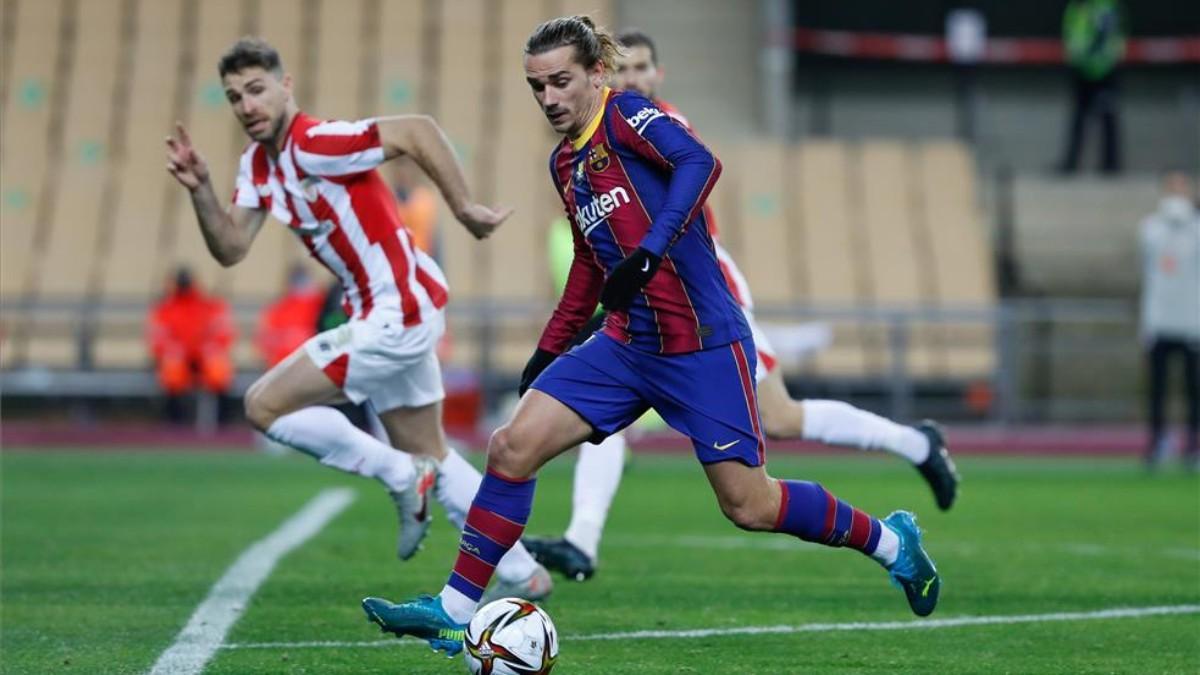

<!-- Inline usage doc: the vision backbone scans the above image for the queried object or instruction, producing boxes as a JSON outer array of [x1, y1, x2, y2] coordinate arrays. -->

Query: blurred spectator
[[254, 263, 324, 368], [1139, 172, 1199, 468], [1058, 0, 1125, 174], [146, 267, 236, 423], [392, 156, 439, 261]]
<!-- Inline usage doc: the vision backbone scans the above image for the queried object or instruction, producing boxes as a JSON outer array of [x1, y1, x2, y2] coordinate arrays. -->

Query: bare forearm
[[381, 116, 471, 217], [189, 180, 247, 266]]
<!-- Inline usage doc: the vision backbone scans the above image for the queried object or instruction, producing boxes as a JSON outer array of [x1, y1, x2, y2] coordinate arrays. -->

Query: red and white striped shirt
[[233, 112, 447, 326]]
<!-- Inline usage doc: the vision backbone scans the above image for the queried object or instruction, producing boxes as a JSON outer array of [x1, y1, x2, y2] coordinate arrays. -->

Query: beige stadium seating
[[432, 0, 489, 302], [375, 0, 425, 117], [164, 0, 243, 294], [0, 0, 996, 386], [792, 141, 868, 375], [35, 0, 123, 300], [1, 0, 63, 302], [916, 140, 995, 378], [856, 140, 941, 377], [103, 0, 186, 301], [734, 141, 797, 306]]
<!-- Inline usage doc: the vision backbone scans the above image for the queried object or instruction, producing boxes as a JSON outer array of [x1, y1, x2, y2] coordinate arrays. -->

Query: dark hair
[[525, 15, 622, 72], [218, 37, 283, 78], [615, 28, 657, 66]]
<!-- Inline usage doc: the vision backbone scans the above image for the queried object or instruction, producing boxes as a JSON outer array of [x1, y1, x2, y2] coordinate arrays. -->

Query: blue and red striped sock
[[440, 468, 536, 623], [773, 480, 892, 561]]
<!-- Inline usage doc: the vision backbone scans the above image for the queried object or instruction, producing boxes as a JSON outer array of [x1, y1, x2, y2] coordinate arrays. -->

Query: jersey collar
[[570, 87, 610, 152]]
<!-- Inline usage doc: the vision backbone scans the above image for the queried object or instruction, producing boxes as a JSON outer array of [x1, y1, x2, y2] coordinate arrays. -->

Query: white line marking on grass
[[223, 604, 1200, 651], [148, 488, 356, 675], [604, 534, 1200, 561]]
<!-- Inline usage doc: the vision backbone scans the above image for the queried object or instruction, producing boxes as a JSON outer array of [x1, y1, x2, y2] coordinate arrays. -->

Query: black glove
[[600, 247, 661, 311], [519, 348, 558, 396]]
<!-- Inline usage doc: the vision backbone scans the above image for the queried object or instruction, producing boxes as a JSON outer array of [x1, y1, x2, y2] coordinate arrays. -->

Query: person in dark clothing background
[[1058, 0, 1125, 174]]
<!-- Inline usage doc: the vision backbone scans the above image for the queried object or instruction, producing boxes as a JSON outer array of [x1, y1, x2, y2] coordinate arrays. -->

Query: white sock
[[436, 448, 540, 583], [871, 521, 901, 566], [800, 400, 930, 464], [563, 433, 626, 561], [439, 585, 477, 624], [265, 406, 415, 491]]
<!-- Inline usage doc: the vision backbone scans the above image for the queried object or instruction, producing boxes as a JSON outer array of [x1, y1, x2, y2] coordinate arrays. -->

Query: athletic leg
[[758, 369, 929, 463], [246, 348, 418, 489], [563, 433, 626, 561]]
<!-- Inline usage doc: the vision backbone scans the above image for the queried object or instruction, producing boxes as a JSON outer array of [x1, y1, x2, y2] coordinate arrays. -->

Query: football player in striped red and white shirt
[[165, 37, 552, 600]]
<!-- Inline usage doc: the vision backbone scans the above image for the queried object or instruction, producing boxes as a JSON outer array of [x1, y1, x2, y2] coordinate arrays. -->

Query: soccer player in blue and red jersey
[[521, 27, 959, 584], [362, 16, 942, 656]]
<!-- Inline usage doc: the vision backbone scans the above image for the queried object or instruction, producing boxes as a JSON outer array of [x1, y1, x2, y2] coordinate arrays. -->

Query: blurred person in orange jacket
[[255, 263, 324, 368], [147, 267, 236, 422]]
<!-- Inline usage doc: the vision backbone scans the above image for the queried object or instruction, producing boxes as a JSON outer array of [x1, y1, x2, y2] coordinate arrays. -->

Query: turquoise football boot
[[882, 511, 941, 617], [361, 594, 466, 656]]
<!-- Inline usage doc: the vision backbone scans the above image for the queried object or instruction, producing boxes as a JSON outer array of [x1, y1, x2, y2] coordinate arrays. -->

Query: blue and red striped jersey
[[537, 89, 749, 356]]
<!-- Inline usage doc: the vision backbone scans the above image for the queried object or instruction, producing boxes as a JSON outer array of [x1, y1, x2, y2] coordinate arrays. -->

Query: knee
[[717, 491, 776, 532], [486, 423, 538, 478], [243, 381, 277, 432]]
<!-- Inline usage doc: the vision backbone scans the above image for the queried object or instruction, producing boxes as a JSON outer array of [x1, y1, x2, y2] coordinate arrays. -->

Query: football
[[463, 598, 558, 675]]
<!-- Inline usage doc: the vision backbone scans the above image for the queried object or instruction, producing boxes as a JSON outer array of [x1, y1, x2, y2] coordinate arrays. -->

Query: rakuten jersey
[[538, 89, 748, 356], [233, 112, 447, 326]]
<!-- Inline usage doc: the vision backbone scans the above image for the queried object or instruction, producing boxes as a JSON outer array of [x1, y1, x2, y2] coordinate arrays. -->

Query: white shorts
[[714, 242, 777, 383], [304, 309, 445, 413], [743, 308, 777, 383]]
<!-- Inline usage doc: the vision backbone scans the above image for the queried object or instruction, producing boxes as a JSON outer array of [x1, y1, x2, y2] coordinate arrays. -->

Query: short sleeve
[[292, 118, 387, 177], [232, 144, 264, 209]]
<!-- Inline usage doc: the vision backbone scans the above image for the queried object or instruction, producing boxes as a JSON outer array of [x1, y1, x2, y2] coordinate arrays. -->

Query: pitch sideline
[[224, 603, 1200, 651], [147, 487, 357, 675]]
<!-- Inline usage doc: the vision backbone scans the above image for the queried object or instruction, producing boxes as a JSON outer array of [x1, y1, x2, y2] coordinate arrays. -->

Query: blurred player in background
[[165, 38, 551, 600], [254, 263, 323, 368], [363, 17, 944, 656], [521, 27, 960, 582], [1139, 171, 1199, 468], [146, 266, 236, 424]]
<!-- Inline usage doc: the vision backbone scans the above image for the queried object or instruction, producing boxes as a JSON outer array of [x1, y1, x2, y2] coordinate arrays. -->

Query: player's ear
[[589, 63, 606, 89], [281, 72, 294, 94]]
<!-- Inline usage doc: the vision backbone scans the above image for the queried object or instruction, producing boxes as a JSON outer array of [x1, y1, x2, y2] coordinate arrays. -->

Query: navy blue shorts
[[532, 333, 766, 467]]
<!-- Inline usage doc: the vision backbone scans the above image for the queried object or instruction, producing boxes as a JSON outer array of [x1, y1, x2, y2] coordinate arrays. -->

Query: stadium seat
[[735, 141, 798, 306], [313, 0, 364, 122], [35, 0, 124, 301], [917, 140, 996, 378], [857, 140, 941, 377], [375, 0, 425, 116], [101, 0, 186, 301], [0, 0, 63, 302], [164, 0, 243, 294], [793, 141, 868, 376], [433, 0, 489, 301]]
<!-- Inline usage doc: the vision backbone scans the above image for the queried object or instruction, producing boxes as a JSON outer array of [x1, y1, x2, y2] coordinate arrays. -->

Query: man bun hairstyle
[[525, 15, 623, 72], [615, 27, 658, 66], [218, 37, 283, 78]]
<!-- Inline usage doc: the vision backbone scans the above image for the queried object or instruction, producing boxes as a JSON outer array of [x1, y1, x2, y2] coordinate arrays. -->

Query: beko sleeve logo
[[625, 107, 664, 136]]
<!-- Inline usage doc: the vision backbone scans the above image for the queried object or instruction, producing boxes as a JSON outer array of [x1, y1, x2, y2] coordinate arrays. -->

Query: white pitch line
[[222, 604, 1200, 651], [603, 534, 1200, 560], [147, 488, 356, 675]]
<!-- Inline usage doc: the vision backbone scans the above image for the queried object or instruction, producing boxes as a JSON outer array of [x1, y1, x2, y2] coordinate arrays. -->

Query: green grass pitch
[[2, 449, 1198, 674]]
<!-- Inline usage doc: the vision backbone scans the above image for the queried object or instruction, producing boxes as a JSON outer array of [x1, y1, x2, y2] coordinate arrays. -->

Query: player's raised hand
[[455, 203, 513, 240], [165, 122, 210, 190]]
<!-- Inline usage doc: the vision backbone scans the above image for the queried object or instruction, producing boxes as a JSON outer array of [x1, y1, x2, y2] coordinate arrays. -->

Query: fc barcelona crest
[[588, 144, 611, 173]]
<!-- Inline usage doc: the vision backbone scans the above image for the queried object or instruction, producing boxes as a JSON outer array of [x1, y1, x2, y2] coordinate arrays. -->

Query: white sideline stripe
[[147, 488, 357, 675], [222, 604, 1200, 651], [604, 534, 1200, 560]]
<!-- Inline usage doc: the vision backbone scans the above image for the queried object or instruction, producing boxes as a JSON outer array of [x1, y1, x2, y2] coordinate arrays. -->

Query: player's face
[[525, 46, 606, 137], [222, 67, 293, 144], [614, 45, 661, 98]]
